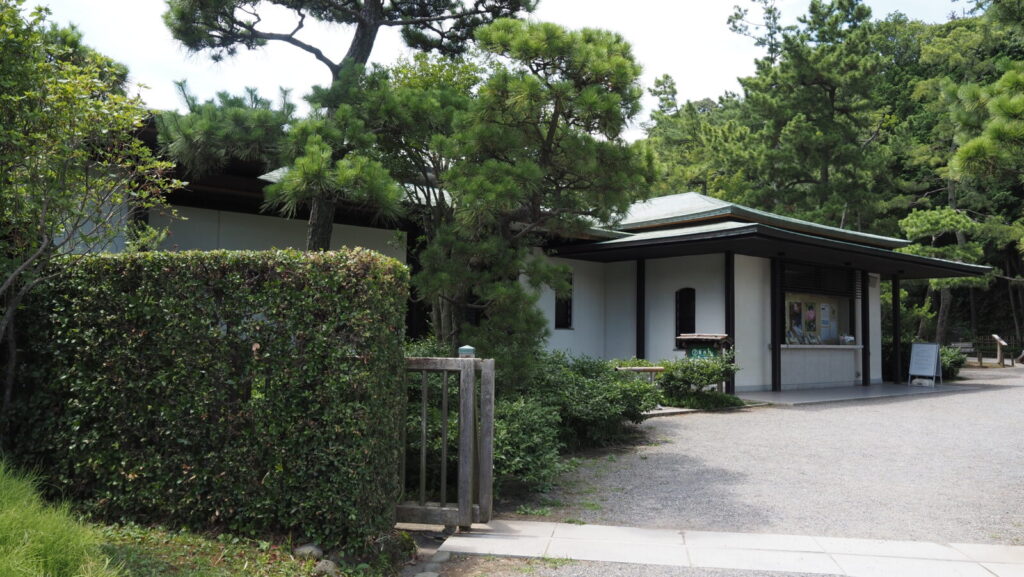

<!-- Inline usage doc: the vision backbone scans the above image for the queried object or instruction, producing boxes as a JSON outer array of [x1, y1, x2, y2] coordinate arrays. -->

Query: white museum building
[[151, 175, 987, 393]]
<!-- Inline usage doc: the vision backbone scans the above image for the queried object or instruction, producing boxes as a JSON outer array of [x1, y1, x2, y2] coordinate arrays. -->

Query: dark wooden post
[[770, 258, 783, 392], [725, 252, 736, 394], [861, 271, 871, 386], [636, 259, 646, 359], [892, 275, 902, 384]]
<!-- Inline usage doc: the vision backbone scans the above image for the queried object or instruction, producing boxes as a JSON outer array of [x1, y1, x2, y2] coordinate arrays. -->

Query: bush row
[[7, 249, 408, 554], [403, 342, 663, 495]]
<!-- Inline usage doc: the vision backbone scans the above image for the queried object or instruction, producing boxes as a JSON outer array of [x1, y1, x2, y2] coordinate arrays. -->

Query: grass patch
[[0, 461, 119, 577], [514, 505, 552, 516], [99, 524, 326, 577], [663, 391, 745, 411]]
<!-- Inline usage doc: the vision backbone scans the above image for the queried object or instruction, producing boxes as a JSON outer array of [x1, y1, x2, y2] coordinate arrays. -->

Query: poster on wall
[[804, 302, 817, 333], [788, 302, 803, 343]]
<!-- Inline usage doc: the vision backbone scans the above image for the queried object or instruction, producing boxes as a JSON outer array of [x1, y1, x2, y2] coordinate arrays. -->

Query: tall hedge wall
[[8, 249, 408, 552]]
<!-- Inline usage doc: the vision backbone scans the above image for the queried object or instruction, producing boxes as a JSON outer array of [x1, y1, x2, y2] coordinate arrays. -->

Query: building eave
[[552, 222, 989, 280]]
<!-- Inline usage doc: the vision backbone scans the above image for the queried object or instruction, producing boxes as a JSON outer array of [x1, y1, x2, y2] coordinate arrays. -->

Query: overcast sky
[[35, 0, 967, 138]]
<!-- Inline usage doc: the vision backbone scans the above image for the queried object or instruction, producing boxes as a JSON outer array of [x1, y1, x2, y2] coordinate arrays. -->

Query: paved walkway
[[440, 519, 1024, 577], [738, 382, 977, 405]]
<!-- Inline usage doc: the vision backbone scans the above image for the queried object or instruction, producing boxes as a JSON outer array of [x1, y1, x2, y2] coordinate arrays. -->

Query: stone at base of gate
[[313, 559, 341, 577], [293, 543, 324, 560]]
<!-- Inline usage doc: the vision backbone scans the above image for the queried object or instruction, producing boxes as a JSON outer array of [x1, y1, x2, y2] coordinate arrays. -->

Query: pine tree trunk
[[916, 288, 934, 341], [969, 286, 977, 338], [1009, 278, 1021, 343], [306, 195, 337, 251], [935, 287, 952, 345]]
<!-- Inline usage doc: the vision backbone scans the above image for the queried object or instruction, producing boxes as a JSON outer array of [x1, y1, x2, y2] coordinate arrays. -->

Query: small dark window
[[675, 288, 696, 336], [555, 274, 573, 329]]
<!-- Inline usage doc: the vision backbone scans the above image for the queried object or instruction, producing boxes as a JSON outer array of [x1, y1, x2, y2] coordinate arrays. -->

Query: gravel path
[[517, 366, 1024, 547]]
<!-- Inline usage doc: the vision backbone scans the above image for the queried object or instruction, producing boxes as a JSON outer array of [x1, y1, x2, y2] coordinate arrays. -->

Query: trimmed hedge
[[8, 249, 408, 553]]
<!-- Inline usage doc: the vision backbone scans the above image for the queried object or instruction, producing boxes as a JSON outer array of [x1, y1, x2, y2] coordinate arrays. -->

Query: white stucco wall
[[644, 254, 725, 363], [149, 206, 406, 262], [539, 257, 607, 358], [603, 261, 637, 359], [536, 254, 887, 390], [734, 255, 771, 391]]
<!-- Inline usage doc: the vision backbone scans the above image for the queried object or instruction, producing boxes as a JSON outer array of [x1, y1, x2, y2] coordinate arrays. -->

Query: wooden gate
[[397, 350, 494, 529]]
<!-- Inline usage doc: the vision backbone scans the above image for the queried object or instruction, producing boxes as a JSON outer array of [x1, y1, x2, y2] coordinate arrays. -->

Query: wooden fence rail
[[396, 352, 494, 530]]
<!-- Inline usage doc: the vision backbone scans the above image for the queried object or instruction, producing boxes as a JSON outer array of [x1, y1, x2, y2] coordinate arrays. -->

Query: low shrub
[[659, 352, 739, 398], [529, 351, 660, 448], [9, 249, 408, 554], [0, 461, 118, 577], [664, 391, 745, 411], [940, 345, 967, 379], [493, 397, 564, 491]]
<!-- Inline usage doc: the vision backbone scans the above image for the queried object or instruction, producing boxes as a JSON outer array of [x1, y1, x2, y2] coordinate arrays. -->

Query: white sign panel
[[907, 343, 941, 385]]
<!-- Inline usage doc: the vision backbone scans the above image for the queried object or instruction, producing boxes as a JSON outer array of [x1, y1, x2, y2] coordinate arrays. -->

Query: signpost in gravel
[[907, 343, 941, 386]]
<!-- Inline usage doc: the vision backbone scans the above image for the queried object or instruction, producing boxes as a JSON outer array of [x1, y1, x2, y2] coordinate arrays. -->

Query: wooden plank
[[419, 371, 428, 505], [477, 359, 495, 523], [395, 502, 480, 526], [440, 370, 449, 509], [406, 357, 473, 371], [457, 362, 475, 529], [615, 366, 665, 373]]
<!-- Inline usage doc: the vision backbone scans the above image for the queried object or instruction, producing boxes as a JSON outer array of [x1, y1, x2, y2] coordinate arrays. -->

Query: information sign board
[[907, 343, 941, 386]]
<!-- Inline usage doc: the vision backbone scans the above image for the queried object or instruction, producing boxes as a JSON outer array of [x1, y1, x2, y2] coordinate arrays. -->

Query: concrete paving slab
[[684, 530, 823, 552], [831, 554, 995, 577], [815, 536, 970, 560], [438, 534, 550, 557], [546, 538, 690, 566], [471, 519, 557, 537], [951, 543, 1024, 564], [551, 523, 683, 544], [984, 562, 1024, 577], [436, 520, 1024, 576], [687, 547, 843, 574]]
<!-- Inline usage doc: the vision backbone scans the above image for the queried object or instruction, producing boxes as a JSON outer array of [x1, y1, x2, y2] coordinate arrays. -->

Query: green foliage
[[0, 461, 119, 577], [940, 345, 968, 379], [156, 82, 295, 179], [658, 353, 740, 398], [163, 0, 535, 250], [7, 250, 408, 554], [101, 523, 317, 577], [528, 352, 660, 448], [163, 0, 535, 64], [0, 0, 177, 350], [663, 391, 746, 411], [492, 397, 565, 491], [415, 20, 654, 375]]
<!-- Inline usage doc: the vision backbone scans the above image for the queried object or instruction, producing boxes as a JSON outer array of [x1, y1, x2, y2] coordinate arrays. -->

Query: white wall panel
[[603, 261, 636, 359], [645, 254, 725, 363], [734, 255, 771, 391], [541, 257, 606, 358], [152, 206, 405, 262]]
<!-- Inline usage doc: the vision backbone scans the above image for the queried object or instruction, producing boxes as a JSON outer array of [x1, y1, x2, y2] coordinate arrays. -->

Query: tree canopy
[[1, 0, 178, 415], [645, 0, 1024, 343], [164, 0, 536, 250]]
